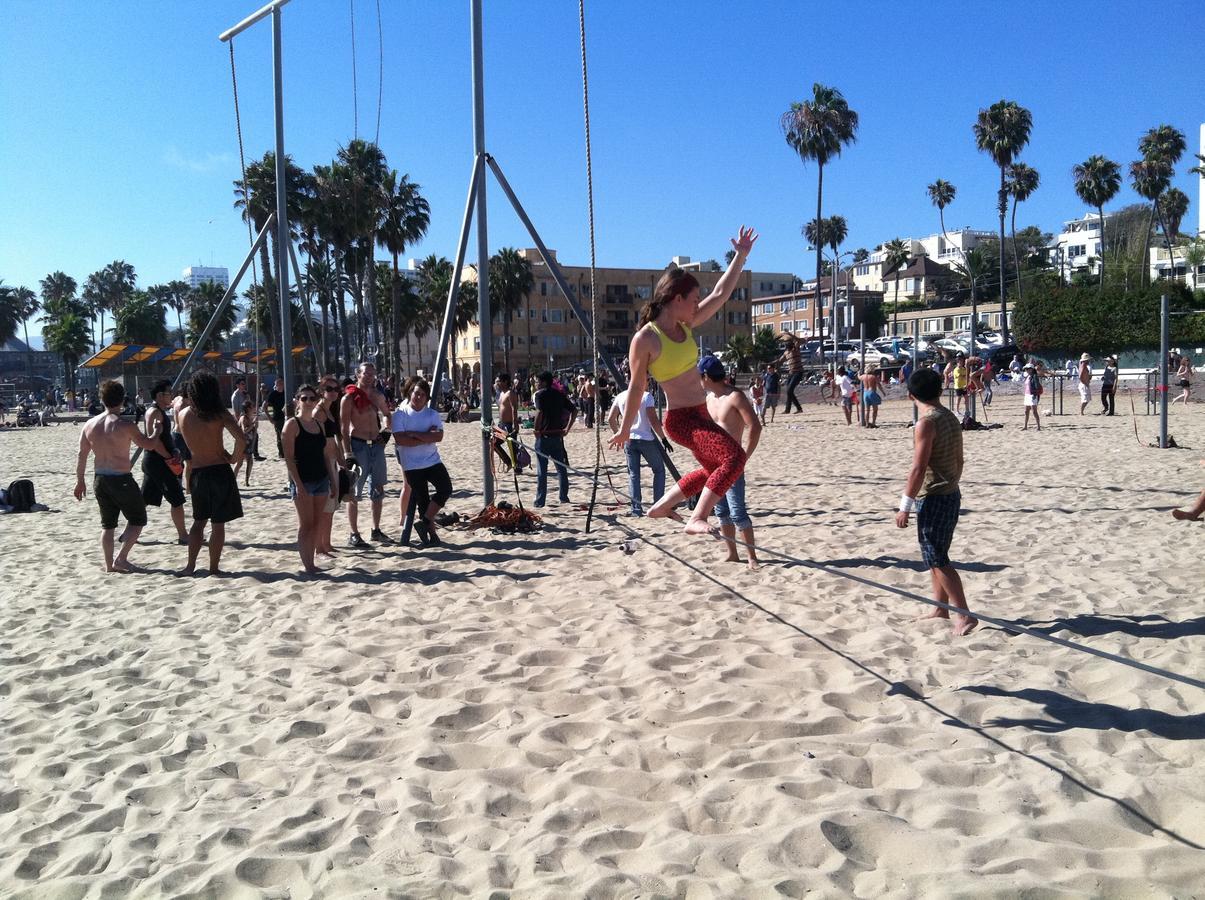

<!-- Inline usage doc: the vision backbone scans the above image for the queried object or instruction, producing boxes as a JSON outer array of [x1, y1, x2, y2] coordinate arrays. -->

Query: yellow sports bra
[[647, 322, 697, 382]]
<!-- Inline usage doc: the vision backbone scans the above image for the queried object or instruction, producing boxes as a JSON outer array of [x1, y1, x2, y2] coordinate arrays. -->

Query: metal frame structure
[[428, 0, 628, 506]]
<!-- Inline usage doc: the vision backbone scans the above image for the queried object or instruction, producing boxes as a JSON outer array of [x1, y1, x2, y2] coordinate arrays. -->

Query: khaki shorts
[[1078, 382, 1091, 402]]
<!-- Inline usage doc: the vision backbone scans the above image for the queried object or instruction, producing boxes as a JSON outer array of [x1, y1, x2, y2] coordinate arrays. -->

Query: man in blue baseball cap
[[698, 354, 762, 569]]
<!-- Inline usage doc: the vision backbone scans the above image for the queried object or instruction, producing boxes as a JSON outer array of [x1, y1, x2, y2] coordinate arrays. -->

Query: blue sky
[[3, 0, 1202, 341]]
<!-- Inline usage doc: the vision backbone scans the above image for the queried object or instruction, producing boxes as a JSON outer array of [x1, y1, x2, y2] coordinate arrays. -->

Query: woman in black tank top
[[283, 384, 337, 576], [314, 376, 345, 557]]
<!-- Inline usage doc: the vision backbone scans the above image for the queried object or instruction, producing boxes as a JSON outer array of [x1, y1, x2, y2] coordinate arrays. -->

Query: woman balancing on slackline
[[608, 225, 758, 536]]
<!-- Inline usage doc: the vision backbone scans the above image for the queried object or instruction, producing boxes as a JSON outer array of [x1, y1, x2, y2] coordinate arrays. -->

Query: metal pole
[[430, 157, 483, 406], [272, 7, 292, 405], [858, 322, 866, 427], [1160, 293, 1169, 448], [485, 156, 624, 390], [470, 0, 494, 504], [968, 285, 978, 421], [911, 316, 919, 425], [219, 0, 292, 42], [287, 242, 325, 375]]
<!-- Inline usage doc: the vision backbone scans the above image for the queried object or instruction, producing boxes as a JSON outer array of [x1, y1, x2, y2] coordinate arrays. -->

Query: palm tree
[[973, 99, 1032, 345], [825, 215, 848, 338], [0, 283, 19, 347], [781, 83, 859, 338], [304, 257, 338, 371], [378, 170, 431, 373], [9, 286, 39, 379], [187, 281, 237, 350], [489, 248, 535, 376], [40, 271, 78, 309], [162, 280, 192, 345], [311, 163, 354, 369], [724, 332, 754, 373], [81, 272, 107, 352], [419, 255, 477, 384], [1182, 240, 1205, 290], [1136, 125, 1186, 286], [927, 179, 958, 255], [852, 247, 869, 264], [336, 139, 390, 358], [1160, 187, 1189, 242], [41, 304, 91, 391], [954, 246, 991, 343], [113, 291, 168, 344], [1071, 155, 1122, 294], [882, 238, 910, 336], [1006, 163, 1040, 300]]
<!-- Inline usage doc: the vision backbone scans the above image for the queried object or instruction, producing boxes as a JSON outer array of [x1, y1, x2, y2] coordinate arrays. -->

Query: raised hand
[[730, 225, 758, 257]]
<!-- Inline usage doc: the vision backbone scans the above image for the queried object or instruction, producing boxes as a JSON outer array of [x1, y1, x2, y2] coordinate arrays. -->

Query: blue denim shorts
[[351, 438, 387, 500], [290, 477, 331, 499], [713, 474, 752, 529]]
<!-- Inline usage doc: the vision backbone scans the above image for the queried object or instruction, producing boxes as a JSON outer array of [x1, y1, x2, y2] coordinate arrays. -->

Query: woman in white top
[[391, 377, 450, 546]]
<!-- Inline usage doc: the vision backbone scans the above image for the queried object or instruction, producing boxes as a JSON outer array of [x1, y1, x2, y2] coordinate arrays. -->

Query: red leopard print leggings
[[664, 404, 746, 498]]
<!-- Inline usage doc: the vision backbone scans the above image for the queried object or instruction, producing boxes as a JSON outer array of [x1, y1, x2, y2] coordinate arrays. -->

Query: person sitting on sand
[[894, 367, 977, 636], [74, 379, 175, 573], [178, 371, 246, 577], [608, 227, 757, 537], [700, 355, 762, 569]]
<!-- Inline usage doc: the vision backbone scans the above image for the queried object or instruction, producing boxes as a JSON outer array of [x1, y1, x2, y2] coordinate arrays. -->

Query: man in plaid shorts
[[894, 367, 976, 636]]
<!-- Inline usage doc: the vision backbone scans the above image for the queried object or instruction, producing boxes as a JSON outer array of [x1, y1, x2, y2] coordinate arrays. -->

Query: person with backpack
[[74, 380, 175, 572], [1022, 362, 1043, 431]]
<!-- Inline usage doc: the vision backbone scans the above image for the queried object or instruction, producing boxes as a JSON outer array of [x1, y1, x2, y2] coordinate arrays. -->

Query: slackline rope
[[578, 0, 607, 535], [349, 0, 359, 138], [374, 0, 384, 146], [480, 420, 1205, 694]]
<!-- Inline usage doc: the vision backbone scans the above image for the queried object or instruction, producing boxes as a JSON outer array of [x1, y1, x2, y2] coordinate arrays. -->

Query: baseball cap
[[697, 354, 726, 381]]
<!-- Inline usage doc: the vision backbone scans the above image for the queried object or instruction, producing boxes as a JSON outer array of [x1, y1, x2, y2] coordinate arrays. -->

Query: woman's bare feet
[[1172, 508, 1202, 521], [683, 518, 718, 536]]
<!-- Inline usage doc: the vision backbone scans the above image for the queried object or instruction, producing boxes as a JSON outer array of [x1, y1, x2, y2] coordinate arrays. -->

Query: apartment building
[[750, 271, 884, 341], [454, 249, 754, 374]]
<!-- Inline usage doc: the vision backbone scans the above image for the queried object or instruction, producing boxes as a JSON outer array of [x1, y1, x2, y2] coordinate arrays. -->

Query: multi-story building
[[850, 229, 990, 295], [1050, 212, 1113, 281], [750, 271, 884, 341], [1150, 243, 1205, 289], [183, 265, 230, 289], [453, 249, 754, 374]]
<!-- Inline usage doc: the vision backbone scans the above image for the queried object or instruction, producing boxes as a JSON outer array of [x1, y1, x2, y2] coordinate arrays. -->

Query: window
[[529, 308, 537, 318], [924, 318, 941, 333], [795, 297, 808, 310], [542, 308, 564, 323], [955, 315, 970, 330], [474, 337, 481, 350], [727, 311, 749, 325], [780, 301, 791, 313], [540, 282, 548, 296], [635, 285, 651, 299]]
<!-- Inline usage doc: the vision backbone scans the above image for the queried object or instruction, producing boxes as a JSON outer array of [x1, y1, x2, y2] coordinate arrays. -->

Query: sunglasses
[[298, 396, 319, 403], [323, 385, 339, 392]]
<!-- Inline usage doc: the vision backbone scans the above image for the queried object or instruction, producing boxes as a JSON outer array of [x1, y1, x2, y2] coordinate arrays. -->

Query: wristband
[[899, 494, 916, 513]]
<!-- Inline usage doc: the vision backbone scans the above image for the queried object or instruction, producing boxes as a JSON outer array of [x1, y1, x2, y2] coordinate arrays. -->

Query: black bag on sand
[[6, 479, 35, 512]]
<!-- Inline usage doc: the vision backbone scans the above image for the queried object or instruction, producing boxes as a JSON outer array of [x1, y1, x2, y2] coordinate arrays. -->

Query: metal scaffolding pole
[[470, 0, 494, 505]]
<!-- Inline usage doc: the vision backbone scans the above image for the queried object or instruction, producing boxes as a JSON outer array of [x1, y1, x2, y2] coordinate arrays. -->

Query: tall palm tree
[[781, 83, 859, 338], [973, 99, 1032, 345], [1071, 155, 1122, 294], [40, 271, 79, 309], [164, 280, 192, 345], [882, 238, 910, 335], [187, 281, 238, 350], [378, 170, 430, 373], [11, 286, 39, 378], [1136, 125, 1186, 286], [419, 255, 477, 382], [1006, 163, 1040, 300], [336, 139, 390, 358], [927, 179, 958, 254], [81, 271, 108, 352], [1160, 187, 1189, 242], [304, 257, 338, 371], [102, 260, 136, 313], [0, 283, 19, 348], [954, 246, 991, 334], [852, 247, 869, 264], [825, 216, 848, 337], [1130, 158, 1174, 286], [489, 248, 535, 375], [146, 283, 174, 338], [113, 291, 168, 344], [311, 163, 353, 370], [41, 303, 91, 391]]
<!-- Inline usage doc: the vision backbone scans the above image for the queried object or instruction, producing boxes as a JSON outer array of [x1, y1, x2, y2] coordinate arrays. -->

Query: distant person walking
[[1078, 353, 1093, 415], [775, 335, 804, 414], [1022, 362, 1043, 430], [533, 371, 575, 508], [761, 363, 780, 424], [1172, 356, 1193, 405], [859, 366, 883, 428], [264, 378, 287, 457], [1100, 356, 1118, 415]]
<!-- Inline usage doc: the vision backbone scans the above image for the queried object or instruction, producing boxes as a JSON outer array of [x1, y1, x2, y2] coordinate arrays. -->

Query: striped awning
[[78, 343, 310, 369]]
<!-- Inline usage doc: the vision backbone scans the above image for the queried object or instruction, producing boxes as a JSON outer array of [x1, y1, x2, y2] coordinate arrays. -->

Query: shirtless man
[[341, 361, 393, 547], [178, 371, 246, 576], [74, 379, 173, 572], [138, 379, 189, 544], [699, 355, 762, 569], [491, 373, 520, 469], [859, 366, 883, 428]]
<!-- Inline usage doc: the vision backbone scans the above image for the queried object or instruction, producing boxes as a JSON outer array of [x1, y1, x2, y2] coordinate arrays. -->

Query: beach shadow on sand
[[960, 685, 1205, 741], [810, 554, 1008, 574], [1010, 613, 1205, 641], [622, 524, 1203, 850]]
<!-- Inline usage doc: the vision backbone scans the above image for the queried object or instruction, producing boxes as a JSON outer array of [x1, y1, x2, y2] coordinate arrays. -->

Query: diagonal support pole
[[430, 154, 483, 405]]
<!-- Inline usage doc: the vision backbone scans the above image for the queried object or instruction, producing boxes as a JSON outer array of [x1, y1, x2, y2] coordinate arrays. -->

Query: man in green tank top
[[895, 367, 976, 636]]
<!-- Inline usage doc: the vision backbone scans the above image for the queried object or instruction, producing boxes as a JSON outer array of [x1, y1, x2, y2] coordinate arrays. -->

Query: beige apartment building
[[454, 249, 755, 374], [750, 271, 885, 340]]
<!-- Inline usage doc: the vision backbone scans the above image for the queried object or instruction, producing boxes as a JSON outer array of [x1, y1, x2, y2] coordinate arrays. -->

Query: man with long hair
[[178, 371, 246, 576]]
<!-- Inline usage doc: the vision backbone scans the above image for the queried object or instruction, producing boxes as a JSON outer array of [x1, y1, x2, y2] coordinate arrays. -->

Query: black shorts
[[190, 464, 244, 524], [917, 490, 960, 569], [955, 388, 967, 397], [173, 431, 192, 461], [95, 473, 147, 530], [142, 453, 185, 509], [1179, 380, 1191, 388]]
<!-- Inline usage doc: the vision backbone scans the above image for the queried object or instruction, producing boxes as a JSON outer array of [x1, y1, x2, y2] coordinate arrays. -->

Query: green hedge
[[1012, 283, 1205, 356]]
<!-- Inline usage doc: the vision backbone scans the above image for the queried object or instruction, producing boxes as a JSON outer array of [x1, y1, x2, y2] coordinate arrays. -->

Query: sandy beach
[[1, 383, 1203, 898]]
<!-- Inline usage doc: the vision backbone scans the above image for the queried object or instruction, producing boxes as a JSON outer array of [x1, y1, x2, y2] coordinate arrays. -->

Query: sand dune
[[1, 384, 1203, 897]]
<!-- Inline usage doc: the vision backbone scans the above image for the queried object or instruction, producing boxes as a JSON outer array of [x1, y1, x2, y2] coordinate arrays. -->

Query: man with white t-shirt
[[839, 367, 856, 426], [390, 377, 450, 546], [608, 379, 672, 517]]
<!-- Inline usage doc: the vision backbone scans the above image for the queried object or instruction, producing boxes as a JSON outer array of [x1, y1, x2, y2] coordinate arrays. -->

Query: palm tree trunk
[[1097, 203, 1107, 297], [22, 320, 32, 381], [814, 163, 825, 341], [997, 168, 1009, 345], [366, 238, 382, 359], [335, 253, 352, 371], [1141, 205, 1156, 288], [1010, 197, 1023, 302], [391, 252, 402, 377]]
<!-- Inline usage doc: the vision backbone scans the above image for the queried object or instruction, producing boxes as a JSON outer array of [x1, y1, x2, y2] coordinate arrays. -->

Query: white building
[[850, 228, 992, 293], [1050, 212, 1114, 282], [183, 265, 230, 289]]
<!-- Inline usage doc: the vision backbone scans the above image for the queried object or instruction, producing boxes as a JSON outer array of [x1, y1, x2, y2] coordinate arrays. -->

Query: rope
[[374, 0, 383, 145], [491, 420, 1205, 694], [349, 0, 359, 138], [578, 0, 604, 535], [229, 39, 263, 383]]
